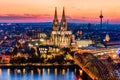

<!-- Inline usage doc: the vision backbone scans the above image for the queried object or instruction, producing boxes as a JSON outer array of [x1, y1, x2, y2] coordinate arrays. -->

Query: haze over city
[[0, 0, 120, 23]]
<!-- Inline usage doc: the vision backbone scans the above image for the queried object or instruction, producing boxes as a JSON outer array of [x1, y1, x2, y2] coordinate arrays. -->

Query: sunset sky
[[0, 0, 120, 23]]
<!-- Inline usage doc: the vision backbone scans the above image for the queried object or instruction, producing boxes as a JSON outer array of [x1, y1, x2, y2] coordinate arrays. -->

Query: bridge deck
[[74, 57, 99, 80]]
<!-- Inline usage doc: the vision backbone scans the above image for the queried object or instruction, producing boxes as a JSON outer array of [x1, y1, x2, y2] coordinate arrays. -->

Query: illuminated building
[[33, 29, 47, 40], [76, 40, 93, 48], [103, 33, 110, 42], [29, 32, 47, 46], [75, 29, 93, 48], [39, 45, 60, 54], [34, 29, 40, 39], [50, 7, 72, 47], [38, 45, 60, 59], [0, 54, 10, 63], [71, 34, 76, 46]]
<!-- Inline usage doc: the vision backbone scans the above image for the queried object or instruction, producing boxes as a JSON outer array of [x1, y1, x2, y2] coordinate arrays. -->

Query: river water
[[0, 68, 82, 80]]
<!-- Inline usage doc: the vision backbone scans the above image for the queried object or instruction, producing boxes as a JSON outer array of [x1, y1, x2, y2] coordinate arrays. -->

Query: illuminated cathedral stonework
[[50, 7, 72, 47]]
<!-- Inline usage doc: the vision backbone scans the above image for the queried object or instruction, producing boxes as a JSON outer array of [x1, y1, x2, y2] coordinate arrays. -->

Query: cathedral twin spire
[[52, 7, 59, 31], [52, 7, 67, 31]]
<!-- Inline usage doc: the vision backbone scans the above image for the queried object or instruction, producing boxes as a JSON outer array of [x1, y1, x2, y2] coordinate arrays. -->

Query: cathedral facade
[[50, 7, 72, 47]]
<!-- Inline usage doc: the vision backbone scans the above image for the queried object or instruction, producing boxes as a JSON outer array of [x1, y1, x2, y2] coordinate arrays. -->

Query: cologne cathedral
[[50, 7, 72, 47]]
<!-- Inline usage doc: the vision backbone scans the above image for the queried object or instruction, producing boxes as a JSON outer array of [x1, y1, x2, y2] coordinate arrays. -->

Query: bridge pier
[[82, 71, 92, 80], [75, 69, 92, 80]]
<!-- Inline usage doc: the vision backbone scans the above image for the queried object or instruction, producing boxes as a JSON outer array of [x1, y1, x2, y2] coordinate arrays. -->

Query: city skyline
[[0, 0, 120, 24], [0, 0, 119, 80]]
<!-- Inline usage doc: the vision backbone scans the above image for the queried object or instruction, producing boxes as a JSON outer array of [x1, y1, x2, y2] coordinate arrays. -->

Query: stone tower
[[52, 7, 59, 31], [60, 7, 67, 31]]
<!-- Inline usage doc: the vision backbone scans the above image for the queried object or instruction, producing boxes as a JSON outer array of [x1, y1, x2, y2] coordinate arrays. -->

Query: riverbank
[[0, 63, 79, 69]]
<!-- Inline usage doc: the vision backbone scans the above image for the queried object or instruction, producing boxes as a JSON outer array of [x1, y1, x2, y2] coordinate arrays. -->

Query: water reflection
[[0, 68, 82, 80], [48, 68, 50, 75], [62, 69, 65, 75], [54, 68, 57, 76], [7, 68, 10, 76], [0, 69, 2, 77], [74, 68, 76, 73], [42, 68, 45, 75], [23, 68, 26, 74], [30, 70, 34, 76], [37, 68, 41, 76]]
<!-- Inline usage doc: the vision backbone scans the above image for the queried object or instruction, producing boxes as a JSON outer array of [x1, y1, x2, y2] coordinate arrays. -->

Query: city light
[[0, 1, 119, 80]]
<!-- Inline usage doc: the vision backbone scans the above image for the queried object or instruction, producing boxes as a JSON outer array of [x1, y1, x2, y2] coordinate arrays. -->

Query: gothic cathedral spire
[[62, 7, 65, 20], [60, 7, 67, 31], [52, 7, 59, 31]]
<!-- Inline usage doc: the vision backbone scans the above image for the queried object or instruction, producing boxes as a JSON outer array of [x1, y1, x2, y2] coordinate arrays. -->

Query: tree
[[12, 47, 18, 55]]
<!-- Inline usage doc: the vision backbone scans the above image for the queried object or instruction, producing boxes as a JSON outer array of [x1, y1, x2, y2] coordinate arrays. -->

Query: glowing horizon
[[0, 0, 120, 23]]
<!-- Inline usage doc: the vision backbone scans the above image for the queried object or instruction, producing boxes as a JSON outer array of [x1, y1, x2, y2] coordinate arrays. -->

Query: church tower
[[52, 7, 59, 31], [60, 7, 67, 31], [104, 33, 110, 42], [50, 7, 72, 47]]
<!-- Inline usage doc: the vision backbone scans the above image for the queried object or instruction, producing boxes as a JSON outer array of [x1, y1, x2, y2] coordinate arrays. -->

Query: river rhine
[[0, 68, 82, 80]]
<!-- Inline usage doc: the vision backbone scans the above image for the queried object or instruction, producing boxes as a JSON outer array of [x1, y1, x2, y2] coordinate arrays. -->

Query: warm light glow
[[7, 69, 10, 76], [62, 69, 65, 75], [0, 69, 2, 76], [30, 70, 34, 76], [79, 69, 83, 76], [37, 68, 41, 76], [48, 68, 50, 75], [74, 68, 76, 73], [54, 68, 57, 76], [23, 68, 26, 74], [17, 69, 21, 73], [42, 68, 45, 75]]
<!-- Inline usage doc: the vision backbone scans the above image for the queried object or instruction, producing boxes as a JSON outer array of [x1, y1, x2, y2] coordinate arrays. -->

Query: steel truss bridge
[[72, 52, 119, 80]]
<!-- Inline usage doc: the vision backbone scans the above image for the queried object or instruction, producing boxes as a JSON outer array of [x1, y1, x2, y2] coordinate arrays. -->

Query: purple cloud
[[0, 14, 52, 20], [0, 14, 99, 23], [65, 15, 99, 23]]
